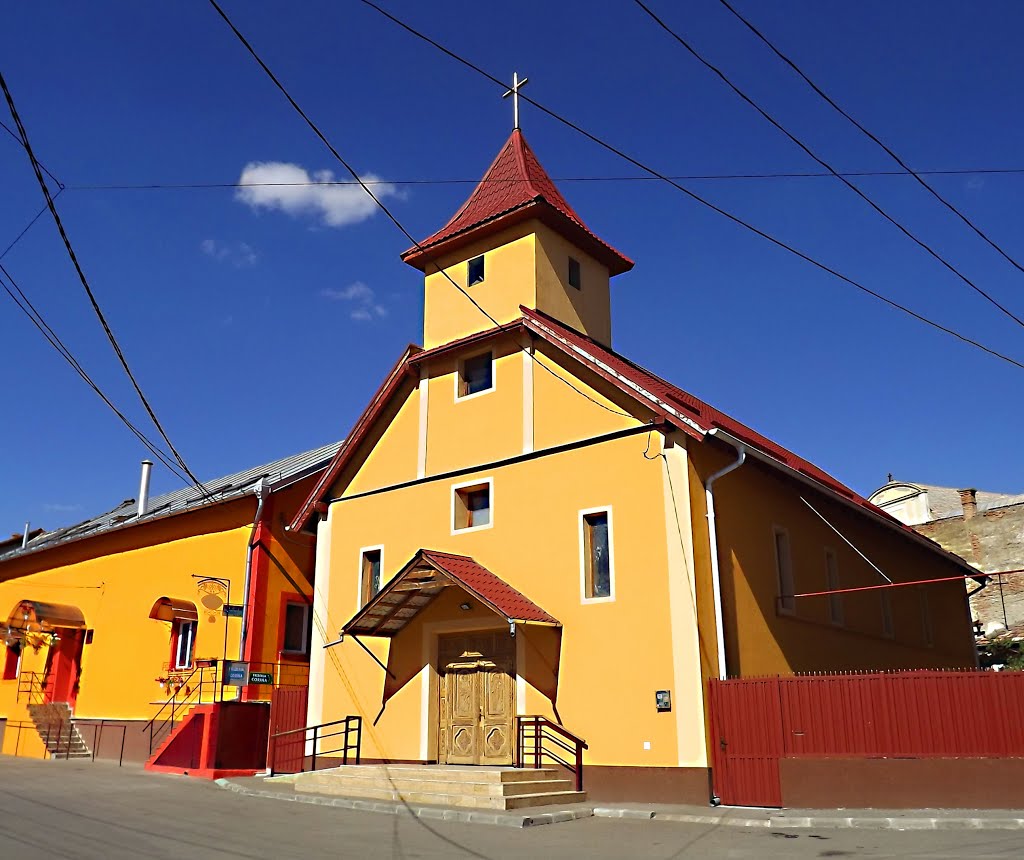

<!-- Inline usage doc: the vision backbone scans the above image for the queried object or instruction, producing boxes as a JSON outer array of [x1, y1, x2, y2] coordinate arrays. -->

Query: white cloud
[[319, 281, 389, 322], [200, 238, 258, 267], [235, 161, 399, 228]]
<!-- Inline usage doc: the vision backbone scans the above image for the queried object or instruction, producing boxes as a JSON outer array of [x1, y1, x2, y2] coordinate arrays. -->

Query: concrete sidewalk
[[216, 775, 1024, 831]]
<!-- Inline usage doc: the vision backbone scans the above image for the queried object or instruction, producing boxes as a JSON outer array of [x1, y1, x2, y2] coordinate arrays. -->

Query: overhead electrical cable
[[0, 69, 213, 498], [61, 165, 1024, 191], [1, 196, 55, 261], [716, 0, 1024, 281], [632, 0, 1024, 330], [354, 0, 1024, 372], [0, 262, 193, 485], [0, 116, 63, 189], [206, 0, 635, 419]]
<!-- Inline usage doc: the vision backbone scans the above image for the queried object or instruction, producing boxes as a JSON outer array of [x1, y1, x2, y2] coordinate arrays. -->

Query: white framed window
[[282, 602, 311, 655], [467, 254, 485, 287], [919, 588, 933, 647], [451, 478, 494, 534], [172, 619, 197, 670], [881, 590, 895, 638], [579, 507, 615, 603], [773, 526, 795, 614], [359, 545, 384, 605], [455, 351, 494, 400], [825, 549, 843, 626]]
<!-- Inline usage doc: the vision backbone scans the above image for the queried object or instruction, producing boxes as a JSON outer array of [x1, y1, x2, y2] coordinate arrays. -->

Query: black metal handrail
[[141, 663, 219, 756], [268, 716, 362, 774], [17, 671, 47, 704], [515, 715, 588, 792], [84, 721, 127, 767]]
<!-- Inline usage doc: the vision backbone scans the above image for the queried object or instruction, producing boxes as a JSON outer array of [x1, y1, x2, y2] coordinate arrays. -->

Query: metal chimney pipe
[[21, 521, 30, 549], [137, 460, 153, 518]]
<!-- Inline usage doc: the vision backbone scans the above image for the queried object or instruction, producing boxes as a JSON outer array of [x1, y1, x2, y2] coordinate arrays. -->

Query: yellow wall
[[688, 443, 977, 676], [534, 224, 612, 346]]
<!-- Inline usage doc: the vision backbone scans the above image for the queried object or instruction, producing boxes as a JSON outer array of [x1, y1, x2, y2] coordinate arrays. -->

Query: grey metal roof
[[0, 440, 342, 564]]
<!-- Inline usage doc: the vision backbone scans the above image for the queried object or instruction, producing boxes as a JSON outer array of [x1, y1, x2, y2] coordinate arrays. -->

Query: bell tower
[[401, 97, 633, 350]]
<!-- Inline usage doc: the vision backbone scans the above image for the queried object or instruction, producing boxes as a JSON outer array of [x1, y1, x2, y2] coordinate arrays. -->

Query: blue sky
[[3, 0, 1024, 533]]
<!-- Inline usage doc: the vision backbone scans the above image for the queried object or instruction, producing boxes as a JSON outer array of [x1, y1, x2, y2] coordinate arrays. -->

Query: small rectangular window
[[468, 255, 485, 286], [881, 591, 894, 638], [453, 481, 492, 531], [825, 549, 843, 626], [361, 548, 382, 604], [582, 510, 613, 600], [774, 528, 795, 613], [172, 619, 197, 670], [458, 352, 493, 398], [568, 257, 582, 289], [282, 602, 310, 654], [919, 588, 933, 647]]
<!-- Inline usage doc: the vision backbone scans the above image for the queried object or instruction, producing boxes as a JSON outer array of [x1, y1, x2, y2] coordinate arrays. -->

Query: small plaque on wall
[[655, 690, 672, 712]]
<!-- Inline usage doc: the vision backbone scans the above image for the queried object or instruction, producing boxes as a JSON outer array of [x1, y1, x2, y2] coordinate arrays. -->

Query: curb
[[772, 814, 1024, 831], [593, 807, 770, 828], [213, 779, 594, 828]]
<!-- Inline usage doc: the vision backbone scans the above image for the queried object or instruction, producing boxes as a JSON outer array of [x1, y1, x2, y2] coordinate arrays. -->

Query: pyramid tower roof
[[402, 130, 633, 275]]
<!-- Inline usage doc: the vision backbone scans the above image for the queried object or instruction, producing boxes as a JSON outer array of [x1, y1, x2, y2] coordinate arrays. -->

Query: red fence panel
[[710, 670, 1024, 807], [268, 686, 309, 774]]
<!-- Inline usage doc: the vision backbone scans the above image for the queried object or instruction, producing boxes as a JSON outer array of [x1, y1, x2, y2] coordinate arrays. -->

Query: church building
[[290, 127, 978, 804]]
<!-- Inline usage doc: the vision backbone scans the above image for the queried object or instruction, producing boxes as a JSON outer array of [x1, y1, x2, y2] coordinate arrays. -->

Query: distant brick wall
[[915, 503, 1024, 629]]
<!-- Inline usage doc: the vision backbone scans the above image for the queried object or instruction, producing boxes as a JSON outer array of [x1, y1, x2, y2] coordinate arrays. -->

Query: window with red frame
[[171, 619, 197, 670], [281, 602, 310, 656], [3, 643, 20, 680]]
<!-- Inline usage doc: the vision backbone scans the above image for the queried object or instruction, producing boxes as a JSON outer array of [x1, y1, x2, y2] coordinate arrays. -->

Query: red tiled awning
[[342, 549, 559, 638]]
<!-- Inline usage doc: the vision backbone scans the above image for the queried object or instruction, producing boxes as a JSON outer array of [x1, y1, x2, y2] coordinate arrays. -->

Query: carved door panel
[[438, 632, 514, 766]]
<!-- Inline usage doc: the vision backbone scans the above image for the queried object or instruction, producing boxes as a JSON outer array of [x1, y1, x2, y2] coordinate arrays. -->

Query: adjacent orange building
[[0, 442, 338, 769]]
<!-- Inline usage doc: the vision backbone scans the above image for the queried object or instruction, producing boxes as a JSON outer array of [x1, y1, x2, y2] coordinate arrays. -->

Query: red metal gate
[[268, 686, 308, 773], [708, 676, 784, 807]]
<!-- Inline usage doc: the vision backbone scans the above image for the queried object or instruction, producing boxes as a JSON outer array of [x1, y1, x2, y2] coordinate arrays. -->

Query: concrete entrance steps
[[26, 702, 92, 759], [292, 764, 586, 810]]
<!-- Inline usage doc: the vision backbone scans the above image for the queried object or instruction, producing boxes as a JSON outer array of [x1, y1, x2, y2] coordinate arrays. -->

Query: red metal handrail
[[515, 715, 588, 792]]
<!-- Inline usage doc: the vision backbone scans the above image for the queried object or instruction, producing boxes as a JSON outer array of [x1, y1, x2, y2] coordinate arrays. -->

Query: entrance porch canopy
[[7, 599, 86, 632], [341, 549, 560, 638]]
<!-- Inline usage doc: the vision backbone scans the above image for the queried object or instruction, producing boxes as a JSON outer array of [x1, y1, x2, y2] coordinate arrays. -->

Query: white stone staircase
[[26, 702, 92, 759], [292, 764, 586, 810]]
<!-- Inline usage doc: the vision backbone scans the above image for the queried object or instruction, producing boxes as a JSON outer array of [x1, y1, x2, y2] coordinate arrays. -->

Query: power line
[[0, 116, 63, 189], [0, 261, 192, 485], [1, 197, 53, 261], [633, 0, 1024, 331], [355, 0, 1024, 373], [60, 165, 1024, 191], [0, 68, 213, 498], [716, 0, 1024, 283], [206, 0, 634, 419]]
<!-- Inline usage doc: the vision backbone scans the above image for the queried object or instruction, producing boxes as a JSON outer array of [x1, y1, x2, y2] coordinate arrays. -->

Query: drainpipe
[[239, 477, 271, 662], [136, 460, 153, 518], [704, 434, 746, 681]]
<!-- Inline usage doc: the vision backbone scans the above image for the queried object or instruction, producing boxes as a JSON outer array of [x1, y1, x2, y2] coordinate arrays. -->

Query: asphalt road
[[1, 757, 1022, 859]]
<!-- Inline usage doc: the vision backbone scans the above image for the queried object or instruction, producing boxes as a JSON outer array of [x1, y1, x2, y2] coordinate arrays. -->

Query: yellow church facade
[[292, 131, 978, 802]]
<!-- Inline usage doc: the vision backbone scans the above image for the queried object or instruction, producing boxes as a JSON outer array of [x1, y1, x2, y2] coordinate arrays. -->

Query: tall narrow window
[[172, 619, 197, 670], [919, 588, 933, 647], [282, 602, 311, 655], [458, 352, 494, 398], [582, 510, 613, 600], [467, 255, 485, 286], [3, 642, 21, 681], [361, 548, 382, 604], [568, 257, 582, 289], [774, 527, 795, 613], [825, 549, 843, 626], [453, 480, 493, 532], [881, 591, 894, 638]]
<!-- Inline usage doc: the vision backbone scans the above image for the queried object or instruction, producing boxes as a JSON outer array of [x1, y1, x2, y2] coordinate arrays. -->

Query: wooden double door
[[438, 631, 515, 766]]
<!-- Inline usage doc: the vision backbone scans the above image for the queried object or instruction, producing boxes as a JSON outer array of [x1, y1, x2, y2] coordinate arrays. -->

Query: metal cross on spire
[[502, 72, 529, 130]]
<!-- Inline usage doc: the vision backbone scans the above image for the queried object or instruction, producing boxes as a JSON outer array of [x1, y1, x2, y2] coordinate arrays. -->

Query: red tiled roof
[[420, 550, 559, 625], [342, 549, 559, 637], [401, 130, 633, 276]]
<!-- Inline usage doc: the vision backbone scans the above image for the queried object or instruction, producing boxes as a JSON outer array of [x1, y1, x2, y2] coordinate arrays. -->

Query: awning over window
[[342, 549, 560, 638], [7, 600, 86, 631], [148, 597, 199, 623]]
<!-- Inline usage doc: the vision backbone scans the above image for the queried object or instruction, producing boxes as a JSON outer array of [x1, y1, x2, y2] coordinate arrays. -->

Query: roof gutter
[[704, 438, 746, 681]]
